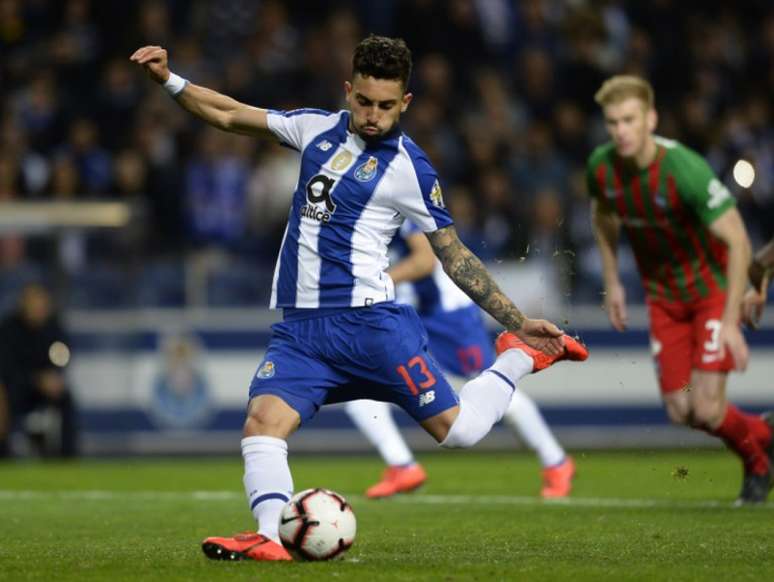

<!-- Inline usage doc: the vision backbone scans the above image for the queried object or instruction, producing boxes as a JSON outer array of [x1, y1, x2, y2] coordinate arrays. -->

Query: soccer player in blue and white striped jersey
[[131, 35, 587, 562]]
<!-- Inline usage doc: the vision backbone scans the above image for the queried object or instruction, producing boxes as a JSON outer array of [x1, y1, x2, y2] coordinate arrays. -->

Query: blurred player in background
[[742, 238, 774, 328], [0, 284, 78, 457], [588, 75, 773, 504], [132, 36, 587, 561], [346, 220, 574, 499]]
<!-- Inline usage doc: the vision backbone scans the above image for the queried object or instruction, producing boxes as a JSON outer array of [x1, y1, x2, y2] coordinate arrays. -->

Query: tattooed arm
[[426, 225, 564, 354]]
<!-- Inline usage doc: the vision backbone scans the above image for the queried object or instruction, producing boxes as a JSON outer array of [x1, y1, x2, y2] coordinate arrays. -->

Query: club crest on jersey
[[429, 179, 445, 208], [257, 360, 276, 379], [354, 156, 379, 182]]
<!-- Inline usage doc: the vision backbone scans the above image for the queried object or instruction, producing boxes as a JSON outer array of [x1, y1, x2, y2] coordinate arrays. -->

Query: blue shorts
[[421, 305, 496, 377], [248, 303, 459, 424]]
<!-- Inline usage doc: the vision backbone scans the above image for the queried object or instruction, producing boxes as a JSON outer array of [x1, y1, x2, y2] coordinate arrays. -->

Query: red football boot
[[366, 464, 427, 499], [541, 456, 576, 498], [201, 532, 292, 561], [495, 331, 588, 372]]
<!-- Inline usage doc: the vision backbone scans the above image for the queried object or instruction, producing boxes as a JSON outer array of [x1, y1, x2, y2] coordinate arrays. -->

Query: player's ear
[[344, 81, 353, 99], [647, 108, 657, 132], [400, 92, 413, 113]]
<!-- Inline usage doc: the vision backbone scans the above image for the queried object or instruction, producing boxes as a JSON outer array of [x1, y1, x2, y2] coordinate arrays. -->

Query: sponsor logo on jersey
[[429, 179, 445, 208], [354, 156, 379, 181], [316, 140, 333, 152], [419, 390, 436, 407], [330, 150, 354, 171], [302, 174, 337, 223], [257, 360, 276, 379], [707, 178, 731, 209]]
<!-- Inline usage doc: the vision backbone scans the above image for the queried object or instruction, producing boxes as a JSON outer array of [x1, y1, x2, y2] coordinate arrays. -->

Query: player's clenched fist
[[130, 46, 170, 84]]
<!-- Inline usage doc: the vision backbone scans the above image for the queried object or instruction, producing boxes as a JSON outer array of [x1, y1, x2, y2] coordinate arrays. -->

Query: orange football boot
[[495, 331, 588, 372], [366, 464, 427, 499], [201, 532, 292, 561], [541, 456, 576, 498]]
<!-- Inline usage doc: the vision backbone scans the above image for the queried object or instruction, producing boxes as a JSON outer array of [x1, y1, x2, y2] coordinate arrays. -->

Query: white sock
[[344, 399, 415, 466], [490, 347, 534, 380], [503, 389, 565, 467], [440, 349, 534, 448], [242, 436, 293, 542]]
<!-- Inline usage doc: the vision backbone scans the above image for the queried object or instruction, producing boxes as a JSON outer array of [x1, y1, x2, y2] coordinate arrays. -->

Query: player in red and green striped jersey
[[587, 75, 773, 505]]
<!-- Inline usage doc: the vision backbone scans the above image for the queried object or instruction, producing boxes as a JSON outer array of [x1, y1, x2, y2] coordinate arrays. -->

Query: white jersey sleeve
[[265, 109, 341, 152], [393, 136, 454, 233]]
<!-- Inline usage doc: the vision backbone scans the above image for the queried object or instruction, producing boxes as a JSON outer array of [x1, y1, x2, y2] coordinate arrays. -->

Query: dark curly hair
[[352, 35, 412, 89]]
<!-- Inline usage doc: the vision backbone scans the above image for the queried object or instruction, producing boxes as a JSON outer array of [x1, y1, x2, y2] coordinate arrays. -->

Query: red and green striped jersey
[[586, 137, 735, 302]]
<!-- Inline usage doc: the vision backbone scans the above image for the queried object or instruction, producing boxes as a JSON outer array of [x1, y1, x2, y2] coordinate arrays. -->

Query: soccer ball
[[278, 488, 356, 561]]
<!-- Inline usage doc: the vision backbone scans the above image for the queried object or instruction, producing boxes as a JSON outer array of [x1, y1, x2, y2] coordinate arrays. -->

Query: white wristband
[[163, 72, 188, 96]]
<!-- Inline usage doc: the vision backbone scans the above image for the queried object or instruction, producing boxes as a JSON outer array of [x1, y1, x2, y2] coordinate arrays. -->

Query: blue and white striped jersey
[[392, 221, 473, 315], [265, 109, 453, 309]]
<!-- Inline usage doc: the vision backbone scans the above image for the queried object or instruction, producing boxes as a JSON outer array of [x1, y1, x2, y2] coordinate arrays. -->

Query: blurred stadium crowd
[[0, 0, 772, 309]]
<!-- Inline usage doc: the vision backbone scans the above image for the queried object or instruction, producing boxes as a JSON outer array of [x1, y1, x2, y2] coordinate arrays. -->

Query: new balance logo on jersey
[[301, 174, 337, 223], [316, 140, 333, 151], [418, 390, 435, 407]]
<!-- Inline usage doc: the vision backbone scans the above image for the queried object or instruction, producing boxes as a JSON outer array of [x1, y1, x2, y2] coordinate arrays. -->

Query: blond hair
[[594, 75, 654, 109]]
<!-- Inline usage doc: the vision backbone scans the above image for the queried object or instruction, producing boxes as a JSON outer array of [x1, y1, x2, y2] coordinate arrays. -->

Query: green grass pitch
[[1, 450, 772, 581]]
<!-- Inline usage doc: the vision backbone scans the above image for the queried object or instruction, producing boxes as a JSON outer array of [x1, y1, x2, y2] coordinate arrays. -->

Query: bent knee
[[690, 402, 726, 429], [243, 395, 300, 438], [664, 401, 691, 426]]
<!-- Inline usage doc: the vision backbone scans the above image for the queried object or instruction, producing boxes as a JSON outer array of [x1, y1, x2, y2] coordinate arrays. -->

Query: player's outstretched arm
[[426, 225, 564, 355], [130, 46, 272, 138], [591, 197, 627, 331], [388, 232, 435, 285], [709, 207, 751, 369]]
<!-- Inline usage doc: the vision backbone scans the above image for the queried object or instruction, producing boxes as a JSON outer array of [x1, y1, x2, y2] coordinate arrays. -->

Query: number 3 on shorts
[[396, 355, 437, 395], [704, 319, 721, 353]]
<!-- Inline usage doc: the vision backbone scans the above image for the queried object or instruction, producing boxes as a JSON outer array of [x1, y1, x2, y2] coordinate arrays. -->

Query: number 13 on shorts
[[396, 355, 437, 395]]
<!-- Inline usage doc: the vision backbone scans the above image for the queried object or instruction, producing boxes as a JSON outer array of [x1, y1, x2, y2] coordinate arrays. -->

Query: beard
[[351, 118, 398, 143], [357, 125, 385, 143]]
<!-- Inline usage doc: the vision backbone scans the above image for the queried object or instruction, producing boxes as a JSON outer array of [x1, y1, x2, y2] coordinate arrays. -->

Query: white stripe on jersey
[[270, 222, 290, 306], [390, 137, 443, 233], [294, 217, 323, 308]]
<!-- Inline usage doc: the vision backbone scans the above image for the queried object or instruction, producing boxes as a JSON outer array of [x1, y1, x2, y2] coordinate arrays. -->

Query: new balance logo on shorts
[[419, 391, 435, 407]]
